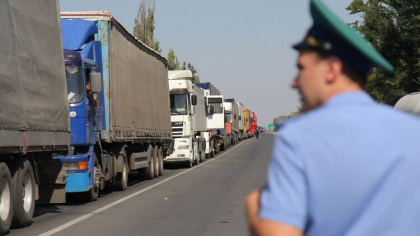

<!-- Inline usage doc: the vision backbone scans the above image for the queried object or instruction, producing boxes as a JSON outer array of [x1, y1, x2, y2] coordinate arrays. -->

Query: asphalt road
[[9, 133, 275, 236]]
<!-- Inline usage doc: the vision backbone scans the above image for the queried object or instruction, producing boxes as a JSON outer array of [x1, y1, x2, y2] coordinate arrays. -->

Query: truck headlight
[[178, 145, 189, 150]]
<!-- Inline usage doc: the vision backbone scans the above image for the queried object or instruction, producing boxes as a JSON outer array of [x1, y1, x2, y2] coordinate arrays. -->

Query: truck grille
[[172, 127, 183, 137], [171, 122, 183, 138]]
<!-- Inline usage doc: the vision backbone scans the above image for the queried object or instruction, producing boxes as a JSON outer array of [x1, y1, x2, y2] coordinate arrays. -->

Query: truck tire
[[0, 162, 13, 234], [199, 151, 205, 162], [83, 156, 100, 201], [158, 146, 163, 176], [10, 158, 35, 228], [187, 161, 193, 168], [113, 149, 128, 191], [153, 146, 159, 178], [144, 145, 154, 180], [105, 153, 117, 190], [215, 145, 220, 154]]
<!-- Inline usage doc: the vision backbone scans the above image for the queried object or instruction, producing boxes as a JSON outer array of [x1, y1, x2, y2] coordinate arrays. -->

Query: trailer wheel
[[153, 146, 159, 178], [113, 150, 128, 191], [144, 145, 154, 180], [10, 158, 35, 228], [0, 162, 12, 234], [158, 146, 163, 176]]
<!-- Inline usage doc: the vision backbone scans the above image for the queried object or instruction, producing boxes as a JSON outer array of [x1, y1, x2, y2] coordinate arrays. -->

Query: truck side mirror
[[90, 72, 102, 93], [191, 95, 197, 105]]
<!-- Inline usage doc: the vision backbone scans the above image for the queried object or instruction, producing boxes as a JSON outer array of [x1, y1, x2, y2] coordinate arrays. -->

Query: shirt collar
[[323, 91, 374, 108]]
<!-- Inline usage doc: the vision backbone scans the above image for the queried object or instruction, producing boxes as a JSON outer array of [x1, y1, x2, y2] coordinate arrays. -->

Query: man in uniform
[[246, 0, 420, 235]]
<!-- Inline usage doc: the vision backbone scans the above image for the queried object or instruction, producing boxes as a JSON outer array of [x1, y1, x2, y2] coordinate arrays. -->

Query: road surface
[[10, 133, 275, 236]]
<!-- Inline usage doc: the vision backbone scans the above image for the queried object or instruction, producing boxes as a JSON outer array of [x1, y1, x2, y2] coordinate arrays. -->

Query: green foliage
[[181, 62, 200, 83], [272, 106, 302, 125], [134, 0, 161, 52], [347, 0, 420, 105], [133, 0, 199, 80], [168, 50, 200, 83], [167, 49, 180, 70]]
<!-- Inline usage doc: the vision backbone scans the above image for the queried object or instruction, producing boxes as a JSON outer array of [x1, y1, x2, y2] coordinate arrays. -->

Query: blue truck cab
[[58, 19, 105, 199]]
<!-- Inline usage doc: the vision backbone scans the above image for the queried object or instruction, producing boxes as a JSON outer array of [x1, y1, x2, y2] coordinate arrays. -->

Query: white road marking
[[38, 140, 247, 236]]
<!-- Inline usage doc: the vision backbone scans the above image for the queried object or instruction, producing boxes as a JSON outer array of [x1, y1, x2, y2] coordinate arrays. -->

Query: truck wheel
[[144, 145, 154, 180], [84, 156, 100, 201], [105, 153, 117, 190], [153, 146, 159, 178], [187, 161, 193, 168], [200, 151, 205, 162], [10, 158, 35, 228], [113, 150, 128, 191], [0, 162, 13, 234], [215, 145, 220, 154], [158, 146, 163, 176]]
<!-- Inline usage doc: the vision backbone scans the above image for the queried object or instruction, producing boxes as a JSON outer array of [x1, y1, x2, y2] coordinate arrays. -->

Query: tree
[[182, 62, 200, 83], [346, 0, 420, 105], [134, 0, 162, 53], [272, 106, 302, 125], [168, 50, 200, 83], [167, 49, 180, 70]]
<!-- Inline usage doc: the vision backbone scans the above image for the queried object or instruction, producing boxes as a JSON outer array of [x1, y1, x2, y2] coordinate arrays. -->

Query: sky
[[60, 0, 359, 127]]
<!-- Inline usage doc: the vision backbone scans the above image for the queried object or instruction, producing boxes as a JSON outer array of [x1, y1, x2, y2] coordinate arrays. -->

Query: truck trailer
[[166, 70, 206, 167], [0, 0, 70, 232], [60, 12, 172, 200], [394, 92, 420, 115]]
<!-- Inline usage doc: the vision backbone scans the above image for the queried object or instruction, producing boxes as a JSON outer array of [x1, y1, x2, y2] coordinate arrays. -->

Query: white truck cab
[[166, 70, 206, 167]]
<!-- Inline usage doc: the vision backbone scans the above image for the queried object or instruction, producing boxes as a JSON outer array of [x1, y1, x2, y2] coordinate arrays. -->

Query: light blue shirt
[[260, 92, 420, 236]]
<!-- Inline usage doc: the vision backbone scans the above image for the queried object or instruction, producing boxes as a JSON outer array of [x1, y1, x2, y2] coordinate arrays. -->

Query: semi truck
[[59, 12, 172, 200], [195, 83, 226, 154], [243, 107, 249, 139], [0, 0, 70, 232], [223, 98, 240, 146], [238, 102, 245, 140], [250, 111, 258, 136], [166, 70, 206, 167]]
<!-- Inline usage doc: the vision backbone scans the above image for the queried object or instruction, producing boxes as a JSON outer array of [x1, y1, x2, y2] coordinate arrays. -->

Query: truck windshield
[[208, 97, 223, 114], [65, 65, 84, 103], [170, 94, 188, 115], [210, 103, 223, 114]]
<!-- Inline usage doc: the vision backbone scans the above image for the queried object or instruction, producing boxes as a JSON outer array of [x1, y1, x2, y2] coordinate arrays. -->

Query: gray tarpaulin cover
[[109, 20, 171, 141], [0, 0, 69, 132]]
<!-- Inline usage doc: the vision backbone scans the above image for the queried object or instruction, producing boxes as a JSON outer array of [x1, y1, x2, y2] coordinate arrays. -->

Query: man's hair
[[313, 49, 368, 88]]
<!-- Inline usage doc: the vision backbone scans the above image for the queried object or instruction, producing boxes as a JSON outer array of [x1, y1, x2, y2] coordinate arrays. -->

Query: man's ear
[[325, 56, 343, 84]]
